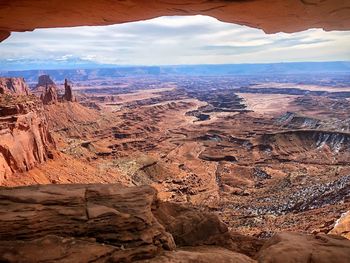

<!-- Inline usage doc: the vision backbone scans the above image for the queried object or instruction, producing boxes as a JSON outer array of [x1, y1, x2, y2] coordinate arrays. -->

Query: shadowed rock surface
[[0, 184, 175, 262], [0, 0, 350, 42], [0, 183, 349, 262]]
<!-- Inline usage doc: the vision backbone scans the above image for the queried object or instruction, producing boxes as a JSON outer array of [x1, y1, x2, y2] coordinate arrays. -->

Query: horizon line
[[1, 60, 350, 73]]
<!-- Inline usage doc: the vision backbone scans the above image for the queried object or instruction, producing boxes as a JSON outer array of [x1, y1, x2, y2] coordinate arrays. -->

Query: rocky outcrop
[[154, 201, 264, 257], [0, 184, 175, 262], [259, 130, 350, 164], [329, 211, 350, 240], [0, 77, 29, 95], [275, 112, 321, 129], [256, 232, 350, 263], [0, 0, 350, 42], [63, 78, 75, 102], [41, 86, 58, 105], [139, 246, 257, 263], [36, 75, 55, 88], [0, 89, 55, 180], [155, 201, 232, 247], [36, 75, 58, 105], [0, 183, 349, 262]]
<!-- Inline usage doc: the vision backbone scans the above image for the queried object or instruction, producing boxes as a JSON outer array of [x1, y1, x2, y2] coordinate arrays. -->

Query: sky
[[1, 15, 350, 68]]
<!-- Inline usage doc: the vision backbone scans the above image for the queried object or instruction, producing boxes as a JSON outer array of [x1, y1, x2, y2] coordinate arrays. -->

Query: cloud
[[0, 15, 349, 69]]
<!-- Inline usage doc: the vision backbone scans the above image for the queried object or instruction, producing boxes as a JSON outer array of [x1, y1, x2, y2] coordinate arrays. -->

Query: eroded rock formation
[[0, 78, 55, 180], [63, 78, 75, 102], [41, 85, 58, 105], [0, 0, 350, 42], [0, 77, 29, 95], [36, 75, 58, 105], [36, 75, 55, 88], [0, 183, 349, 263]]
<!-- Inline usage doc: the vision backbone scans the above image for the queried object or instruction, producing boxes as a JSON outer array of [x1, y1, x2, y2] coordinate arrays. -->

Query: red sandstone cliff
[[0, 78, 55, 182], [62, 78, 75, 102], [41, 85, 58, 105], [36, 75, 59, 105], [0, 77, 30, 95]]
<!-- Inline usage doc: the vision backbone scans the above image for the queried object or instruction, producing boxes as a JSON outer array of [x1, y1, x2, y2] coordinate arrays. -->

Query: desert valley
[[1, 65, 350, 262]]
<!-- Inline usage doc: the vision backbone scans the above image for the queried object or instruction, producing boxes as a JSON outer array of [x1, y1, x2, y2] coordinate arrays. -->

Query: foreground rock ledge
[[1, 0, 350, 42], [0, 184, 350, 262]]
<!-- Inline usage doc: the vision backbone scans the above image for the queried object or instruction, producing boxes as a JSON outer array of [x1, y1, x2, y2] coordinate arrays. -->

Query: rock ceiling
[[0, 0, 350, 42]]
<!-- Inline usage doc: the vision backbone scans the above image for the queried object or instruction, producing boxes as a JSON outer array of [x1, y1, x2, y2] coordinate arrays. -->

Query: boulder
[[154, 201, 263, 257], [329, 211, 350, 240], [256, 232, 350, 263], [139, 246, 257, 263], [154, 201, 230, 247]]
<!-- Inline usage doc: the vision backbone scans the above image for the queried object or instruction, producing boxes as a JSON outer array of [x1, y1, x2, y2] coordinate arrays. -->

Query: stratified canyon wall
[[0, 78, 55, 181], [0, 0, 350, 42]]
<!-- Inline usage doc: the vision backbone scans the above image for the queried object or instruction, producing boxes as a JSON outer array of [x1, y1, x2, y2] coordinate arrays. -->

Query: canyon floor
[[1, 74, 350, 262], [3, 75, 350, 237]]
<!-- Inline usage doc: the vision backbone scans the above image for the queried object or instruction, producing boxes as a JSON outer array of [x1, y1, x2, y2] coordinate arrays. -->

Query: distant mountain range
[[1, 61, 349, 82], [0, 57, 114, 71]]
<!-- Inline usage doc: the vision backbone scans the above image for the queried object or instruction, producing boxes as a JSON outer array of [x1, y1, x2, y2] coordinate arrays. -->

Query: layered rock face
[[36, 75, 58, 105], [0, 183, 349, 263], [0, 184, 175, 262], [36, 75, 75, 104], [0, 0, 350, 42], [0, 77, 29, 95], [0, 78, 55, 181]]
